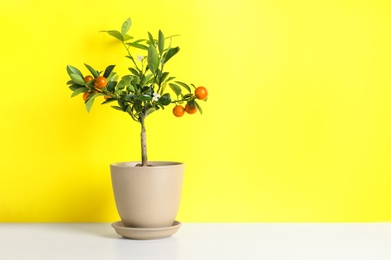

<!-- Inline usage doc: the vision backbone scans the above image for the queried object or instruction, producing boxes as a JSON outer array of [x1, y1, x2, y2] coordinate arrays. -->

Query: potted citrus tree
[[66, 18, 207, 239]]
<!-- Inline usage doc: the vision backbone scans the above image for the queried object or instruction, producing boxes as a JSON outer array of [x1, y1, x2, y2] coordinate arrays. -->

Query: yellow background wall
[[1, 0, 390, 222]]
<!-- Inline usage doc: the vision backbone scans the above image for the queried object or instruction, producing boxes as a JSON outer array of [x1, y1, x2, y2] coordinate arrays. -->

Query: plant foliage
[[66, 18, 207, 166]]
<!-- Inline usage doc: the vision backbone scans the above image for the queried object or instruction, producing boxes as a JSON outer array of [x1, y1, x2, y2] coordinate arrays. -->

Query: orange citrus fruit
[[94, 76, 107, 89], [173, 105, 185, 117], [195, 86, 208, 100], [185, 103, 197, 114], [83, 92, 91, 102], [83, 75, 93, 83]]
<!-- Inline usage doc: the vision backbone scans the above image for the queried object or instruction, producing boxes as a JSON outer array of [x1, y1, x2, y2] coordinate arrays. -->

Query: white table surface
[[0, 223, 390, 260]]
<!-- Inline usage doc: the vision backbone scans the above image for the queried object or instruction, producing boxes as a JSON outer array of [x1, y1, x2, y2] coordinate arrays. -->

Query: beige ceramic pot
[[110, 161, 184, 228]]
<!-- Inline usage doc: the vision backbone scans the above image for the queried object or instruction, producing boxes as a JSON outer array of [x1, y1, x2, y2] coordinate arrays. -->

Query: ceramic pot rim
[[111, 161, 184, 168]]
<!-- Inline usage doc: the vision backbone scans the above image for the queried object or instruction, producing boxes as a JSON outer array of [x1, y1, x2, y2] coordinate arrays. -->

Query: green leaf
[[108, 73, 118, 82], [148, 32, 155, 45], [146, 108, 157, 116], [194, 100, 203, 115], [71, 87, 88, 97], [169, 83, 182, 96], [116, 77, 129, 90], [123, 94, 135, 102], [159, 72, 169, 84], [126, 106, 138, 120], [106, 81, 117, 92], [123, 34, 133, 41], [133, 39, 147, 44], [187, 99, 196, 108], [107, 30, 123, 41], [117, 100, 128, 112], [126, 42, 149, 50], [175, 81, 191, 92], [148, 45, 159, 73], [138, 94, 152, 101], [111, 106, 123, 111], [85, 93, 104, 112], [127, 84, 135, 93], [69, 84, 80, 91], [158, 93, 171, 106], [84, 63, 99, 78], [126, 55, 135, 61], [103, 65, 116, 78], [131, 76, 140, 85], [163, 47, 180, 64], [141, 86, 152, 95], [165, 34, 181, 39], [141, 74, 153, 85], [165, 76, 176, 82], [101, 98, 116, 105], [66, 65, 83, 78], [70, 73, 85, 85], [128, 68, 139, 76], [183, 93, 193, 99], [158, 30, 165, 54], [121, 18, 132, 35]]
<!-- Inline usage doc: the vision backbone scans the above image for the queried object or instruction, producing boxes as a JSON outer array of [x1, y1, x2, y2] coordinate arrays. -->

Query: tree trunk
[[140, 116, 148, 167]]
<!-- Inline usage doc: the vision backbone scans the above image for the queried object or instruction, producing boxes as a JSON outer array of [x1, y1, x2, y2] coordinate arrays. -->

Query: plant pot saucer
[[111, 220, 182, 240]]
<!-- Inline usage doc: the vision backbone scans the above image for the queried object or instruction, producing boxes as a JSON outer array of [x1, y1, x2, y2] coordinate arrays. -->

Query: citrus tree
[[66, 18, 208, 166]]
